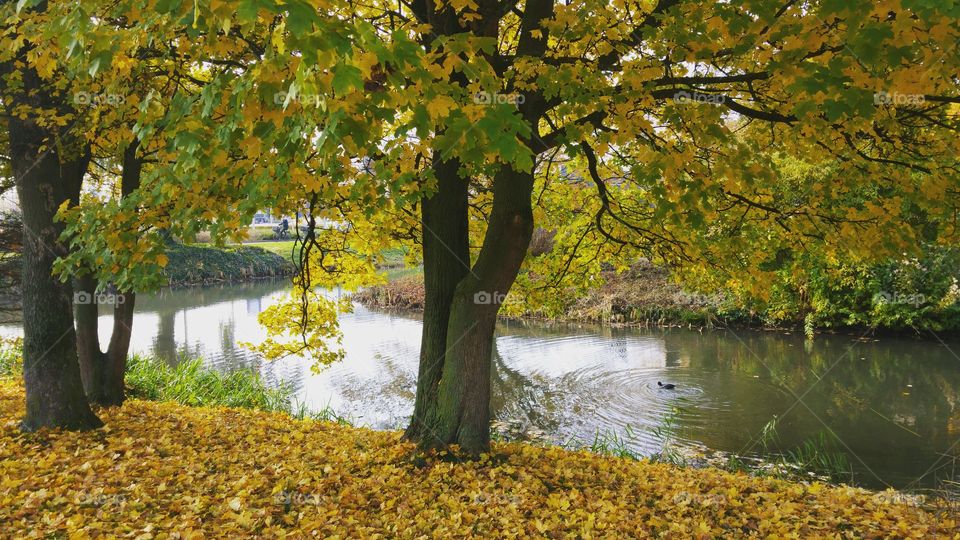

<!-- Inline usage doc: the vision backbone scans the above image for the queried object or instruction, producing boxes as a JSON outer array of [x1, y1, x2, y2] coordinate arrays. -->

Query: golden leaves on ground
[[0, 380, 949, 538]]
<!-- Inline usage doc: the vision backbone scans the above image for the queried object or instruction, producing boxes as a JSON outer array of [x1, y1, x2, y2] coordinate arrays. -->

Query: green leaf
[[332, 64, 363, 95]]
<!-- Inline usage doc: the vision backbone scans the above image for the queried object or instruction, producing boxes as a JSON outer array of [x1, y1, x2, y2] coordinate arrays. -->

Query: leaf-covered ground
[[0, 380, 950, 538]]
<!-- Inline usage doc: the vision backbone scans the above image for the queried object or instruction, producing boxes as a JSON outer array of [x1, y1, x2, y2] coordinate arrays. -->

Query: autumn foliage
[[0, 379, 950, 538]]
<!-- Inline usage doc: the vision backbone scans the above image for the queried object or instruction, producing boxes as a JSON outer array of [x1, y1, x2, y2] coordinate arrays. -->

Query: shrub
[[0, 336, 22, 377], [757, 245, 960, 332]]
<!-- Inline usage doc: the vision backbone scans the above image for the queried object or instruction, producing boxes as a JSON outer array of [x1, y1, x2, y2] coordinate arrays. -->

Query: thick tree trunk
[[403, 0, 492, 446], [425, 166, 536, 454], [403, 0, 550, 455], [404, 157, 470, 441], [9, 119, 100, 430]]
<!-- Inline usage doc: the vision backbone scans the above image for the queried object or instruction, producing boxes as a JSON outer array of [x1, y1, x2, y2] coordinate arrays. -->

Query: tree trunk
[[74, 278, 136, 406], [74, 138, 141, 406], [8, 119, 100, 430], [102, 291, 135, 405], [403, 156, 470, 441], [399, 0, 554, 454], [100, 138, 142, 405], [75, 274, 106, 402], [425, 166, 536, 454]]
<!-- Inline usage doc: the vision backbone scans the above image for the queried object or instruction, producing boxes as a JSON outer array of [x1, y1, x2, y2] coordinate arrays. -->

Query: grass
[[165, 243, 296, 285], [241, 240, 301, 263], [784, 431, 852, 480], [548, 407, 852, 485], [125, 355, 293, 413], [290, 397, 352, 425], [234, 242, 412, 279], [560, 426, 643, 461], [125, 355, 353, 424], [382, 265, 423, 281], [352, 273, 425, 310], [378, 246, 408, 268], [0, 337, 348, 424]]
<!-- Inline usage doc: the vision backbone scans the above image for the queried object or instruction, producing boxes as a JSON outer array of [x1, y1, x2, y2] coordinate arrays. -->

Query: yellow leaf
[[426, 95, 456, 121]]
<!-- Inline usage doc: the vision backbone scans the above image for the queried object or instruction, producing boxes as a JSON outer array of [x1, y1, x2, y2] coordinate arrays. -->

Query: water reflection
[[1, 278, 958, 489]]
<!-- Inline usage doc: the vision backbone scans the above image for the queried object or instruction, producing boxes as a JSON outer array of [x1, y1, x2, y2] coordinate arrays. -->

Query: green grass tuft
[[125, 355, 294, 413]]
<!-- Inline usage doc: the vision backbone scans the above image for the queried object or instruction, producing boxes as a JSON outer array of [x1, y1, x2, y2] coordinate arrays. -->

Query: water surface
[[3, 278, 958, 489]]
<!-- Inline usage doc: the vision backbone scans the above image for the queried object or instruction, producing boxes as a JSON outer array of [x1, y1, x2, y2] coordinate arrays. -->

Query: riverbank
[[354, 261, 754, 329], [0, 378, 947, 537], [355, 260, 960, 336], [164, 243, 296, 286]]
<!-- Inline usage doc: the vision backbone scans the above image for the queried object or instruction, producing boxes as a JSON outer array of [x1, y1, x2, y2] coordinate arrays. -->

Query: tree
[[3, 0, 223, 410], [125, 0, 960, 454], [0, 0, 319, 423], [72, 138, 143, 406], [26, 0, 429, 413], [389, 0, 960, 453], [0, 0, 100, 429]]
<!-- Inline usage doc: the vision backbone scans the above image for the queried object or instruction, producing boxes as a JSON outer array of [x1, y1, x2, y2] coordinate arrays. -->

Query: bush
[[757, 245, 960, 332], [0, 337, 22, 377]]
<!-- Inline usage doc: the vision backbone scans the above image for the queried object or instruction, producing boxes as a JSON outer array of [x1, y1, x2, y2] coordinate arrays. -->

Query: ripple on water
[[556, 366, 790, 453]]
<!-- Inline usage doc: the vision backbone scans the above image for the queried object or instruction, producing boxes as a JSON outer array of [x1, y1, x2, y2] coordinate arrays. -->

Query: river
[[3, 277, 958, 490]]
